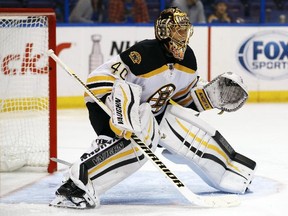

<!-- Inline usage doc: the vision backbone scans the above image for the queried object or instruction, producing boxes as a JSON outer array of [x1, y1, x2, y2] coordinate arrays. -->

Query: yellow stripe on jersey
[[136, 63, 194, 78], [175, 118, 241, 172], [85, 75, 115, 98], [174, 63, 196, 74], [173, 79, 196, 99], [84, 87, 112, 97], [138, 65, 168, 78], [88, 147, 139, 175], [172, 79, 196, 106], [177, 94, 193, 106], [86, 75, 116, 84]]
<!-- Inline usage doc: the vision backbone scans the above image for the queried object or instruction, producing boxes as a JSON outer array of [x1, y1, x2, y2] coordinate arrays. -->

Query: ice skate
[[50, 179, 97, 209]]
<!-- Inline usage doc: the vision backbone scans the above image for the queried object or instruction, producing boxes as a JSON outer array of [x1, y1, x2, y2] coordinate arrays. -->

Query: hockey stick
[[47, 49, 240, 208], [50, 157, 72, 167]]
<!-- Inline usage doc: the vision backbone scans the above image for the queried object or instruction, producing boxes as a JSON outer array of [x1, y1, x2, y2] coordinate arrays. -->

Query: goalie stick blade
[[161, 150, 240, 207], [178, 185, 240, 208], [196, 194, 240, 208]]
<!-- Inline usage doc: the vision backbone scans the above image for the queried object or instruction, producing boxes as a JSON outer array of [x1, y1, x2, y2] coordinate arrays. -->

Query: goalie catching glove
[[191, 72, 248, 112]]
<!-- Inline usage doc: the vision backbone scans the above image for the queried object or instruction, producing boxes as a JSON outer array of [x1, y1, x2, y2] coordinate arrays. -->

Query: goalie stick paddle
[[47, 49, 240, 208]]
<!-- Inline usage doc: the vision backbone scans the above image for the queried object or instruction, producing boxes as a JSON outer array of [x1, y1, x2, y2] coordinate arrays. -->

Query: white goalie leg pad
[[110, 79, 142, 133], [68, 106, 160, 197], [159, 104, 256, 194]]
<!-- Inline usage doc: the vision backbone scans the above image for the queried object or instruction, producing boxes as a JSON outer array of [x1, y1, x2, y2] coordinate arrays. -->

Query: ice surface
[[1, 104, 288, 216]]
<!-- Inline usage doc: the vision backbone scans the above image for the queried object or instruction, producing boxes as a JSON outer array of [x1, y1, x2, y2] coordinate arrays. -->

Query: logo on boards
[[238, 31, 288, 80]]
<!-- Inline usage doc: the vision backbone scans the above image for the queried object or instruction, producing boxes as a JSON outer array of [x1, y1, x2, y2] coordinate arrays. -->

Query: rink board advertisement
[[55, 26, 288, 107], [210, 26, 288, 102]]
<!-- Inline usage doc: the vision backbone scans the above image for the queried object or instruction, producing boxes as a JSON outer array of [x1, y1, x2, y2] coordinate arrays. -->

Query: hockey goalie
[[50, 7, 256, 209]]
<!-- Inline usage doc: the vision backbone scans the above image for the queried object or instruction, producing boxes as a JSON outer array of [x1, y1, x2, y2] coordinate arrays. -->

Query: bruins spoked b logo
[[129, 51, 141, 64], [147, 84, 176, 114]]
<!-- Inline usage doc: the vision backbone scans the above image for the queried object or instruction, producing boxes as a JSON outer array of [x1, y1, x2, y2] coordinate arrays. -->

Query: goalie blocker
[[159, 104, 256, 194]]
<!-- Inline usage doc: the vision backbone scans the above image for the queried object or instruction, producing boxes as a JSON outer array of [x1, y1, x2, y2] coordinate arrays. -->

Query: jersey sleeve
[[84, 55, 130, 103]]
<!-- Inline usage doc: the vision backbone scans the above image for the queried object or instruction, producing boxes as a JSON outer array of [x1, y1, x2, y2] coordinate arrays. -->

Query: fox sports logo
[[238, 31, 288, 80]]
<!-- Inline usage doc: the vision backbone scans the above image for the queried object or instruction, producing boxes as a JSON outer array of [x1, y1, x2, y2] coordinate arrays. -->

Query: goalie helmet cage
[[0, 8, 57, 173]]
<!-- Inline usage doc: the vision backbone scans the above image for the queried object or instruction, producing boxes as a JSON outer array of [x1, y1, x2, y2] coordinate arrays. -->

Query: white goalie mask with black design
[[155, 7, 193, 60]]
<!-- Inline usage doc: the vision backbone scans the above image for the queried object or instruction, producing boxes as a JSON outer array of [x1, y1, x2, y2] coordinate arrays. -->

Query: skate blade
[[49, 195, 90, 209]]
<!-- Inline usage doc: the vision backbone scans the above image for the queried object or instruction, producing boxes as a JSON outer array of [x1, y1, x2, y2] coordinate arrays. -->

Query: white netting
[[0, 15, 50, 171]]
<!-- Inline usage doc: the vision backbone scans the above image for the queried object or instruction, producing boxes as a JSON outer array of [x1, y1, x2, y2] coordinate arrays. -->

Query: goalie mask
[[155, 7, 193, 60]]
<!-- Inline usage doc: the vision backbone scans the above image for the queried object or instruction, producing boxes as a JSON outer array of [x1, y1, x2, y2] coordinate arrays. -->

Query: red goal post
[[0, 8, 57, 173]]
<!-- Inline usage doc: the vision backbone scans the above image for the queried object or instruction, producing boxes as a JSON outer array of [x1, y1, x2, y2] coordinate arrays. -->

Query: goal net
[[0, 8, 57, 173]]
